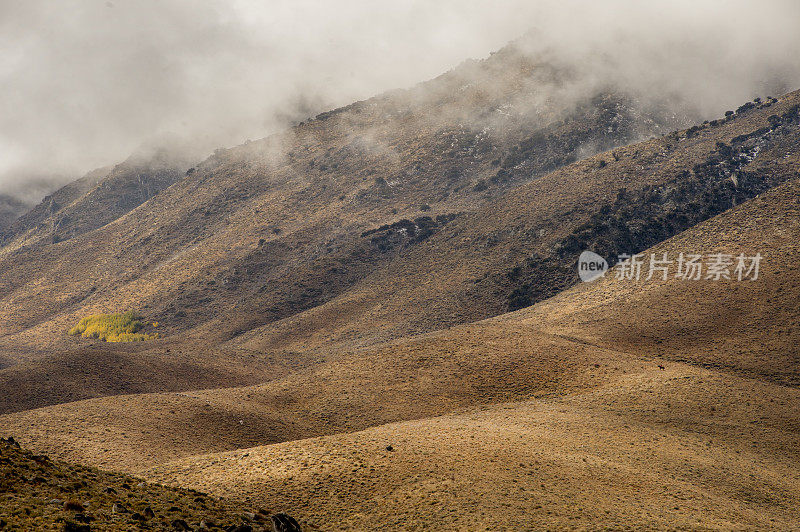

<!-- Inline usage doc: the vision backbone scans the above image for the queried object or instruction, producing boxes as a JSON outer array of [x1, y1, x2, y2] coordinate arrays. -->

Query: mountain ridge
[[1, 32, 799, 530]]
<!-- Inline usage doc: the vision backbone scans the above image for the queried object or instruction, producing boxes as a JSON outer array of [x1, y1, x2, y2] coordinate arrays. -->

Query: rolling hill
[[0, 84, 797, 415], [1, 33, 799, 531], [140, 174, 800, 529], [3, 155, 798, 531]]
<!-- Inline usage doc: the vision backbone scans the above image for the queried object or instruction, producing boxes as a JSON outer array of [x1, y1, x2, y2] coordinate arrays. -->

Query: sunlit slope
[[145, 366, 800, 531], [521, 172, 800, 386], [224, 89, 800, 356], [139, 178, 800, 531], [2, 176, 798, 478]]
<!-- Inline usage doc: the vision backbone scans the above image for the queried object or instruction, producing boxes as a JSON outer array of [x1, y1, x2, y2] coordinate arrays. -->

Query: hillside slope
[[0, 39, 704, 363], [0, 166, 111, 243], [227, 90, 800, 355], [147, 368, 800, 531], [2, 172, 797, 477], [1, 171, 792, 531], [142, 175, 800, 530], [1, 87, 796, 417], [0, 46, 797, 530]]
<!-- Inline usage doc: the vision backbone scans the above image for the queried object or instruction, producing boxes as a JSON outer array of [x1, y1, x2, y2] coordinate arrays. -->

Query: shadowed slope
[[0, 437, 283, 530], [0, 344, 321, 414]]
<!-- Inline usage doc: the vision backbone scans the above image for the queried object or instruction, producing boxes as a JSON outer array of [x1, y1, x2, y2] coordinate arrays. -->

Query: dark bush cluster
[[504, 116, 792, 311], [685, 125, 703, 138], [490, 169, 512, 184], [495, 94, 636, 184], [731, 126, 771, 145], [361, 213, 459, 252]]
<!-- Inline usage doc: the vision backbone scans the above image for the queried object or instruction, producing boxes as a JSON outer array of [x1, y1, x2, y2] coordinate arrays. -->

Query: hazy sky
[[1, 0, 799, 201]]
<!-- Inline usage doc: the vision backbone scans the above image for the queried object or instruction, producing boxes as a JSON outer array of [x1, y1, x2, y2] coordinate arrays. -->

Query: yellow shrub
[[68, 311, 159, 342], [108, 332, 160, 342]]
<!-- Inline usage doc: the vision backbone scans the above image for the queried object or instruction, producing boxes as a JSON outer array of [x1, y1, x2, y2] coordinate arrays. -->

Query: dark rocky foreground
[[0, 437, 303, 531]]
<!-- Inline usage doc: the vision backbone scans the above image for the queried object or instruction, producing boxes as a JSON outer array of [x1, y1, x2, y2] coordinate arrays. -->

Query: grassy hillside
[[0, 30, 797, 531], [138, 177, 800, 530], [0, 40, 702, 362], [146, 369, 800, 530], [3, 173, 796, 530], [2, 172, 798, 474], [0, 86, 797, 419]]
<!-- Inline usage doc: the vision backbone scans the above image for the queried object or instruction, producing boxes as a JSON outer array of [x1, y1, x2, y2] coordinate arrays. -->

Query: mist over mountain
[[1, 0, 799, 205], [2, 2, 800, 529]]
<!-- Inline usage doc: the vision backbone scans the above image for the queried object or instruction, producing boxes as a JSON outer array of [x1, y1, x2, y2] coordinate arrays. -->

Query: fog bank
[[1, 0, 798, 201]]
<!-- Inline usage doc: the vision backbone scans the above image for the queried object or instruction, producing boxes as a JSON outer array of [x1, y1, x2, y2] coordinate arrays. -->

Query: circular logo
[[578, 250, 608, 282]]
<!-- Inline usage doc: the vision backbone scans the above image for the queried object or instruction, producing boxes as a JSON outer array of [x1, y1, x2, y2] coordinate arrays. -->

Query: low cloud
[[1, 0, 798, 202]]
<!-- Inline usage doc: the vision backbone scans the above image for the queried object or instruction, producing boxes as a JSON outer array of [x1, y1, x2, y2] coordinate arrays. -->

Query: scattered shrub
[[685, 125, 702, 138], [504, 117, 792, 312], [445, 167, 462, 181], [68, 311, 158, 342], [715, 141, 732, 158], [491, 169, 512, 184]]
